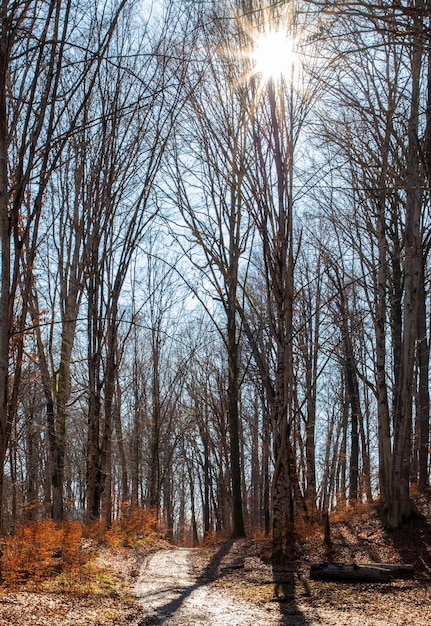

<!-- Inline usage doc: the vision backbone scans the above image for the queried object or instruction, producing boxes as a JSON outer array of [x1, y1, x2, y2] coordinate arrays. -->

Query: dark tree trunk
[[416, 260, 429, 492], [227, 303, 246, 538], [0, 4, 12, 531], [388, 6, 424, 527]]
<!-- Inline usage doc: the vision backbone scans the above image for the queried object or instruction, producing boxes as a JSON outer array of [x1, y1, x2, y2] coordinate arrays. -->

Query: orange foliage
[[174, 527, 198, 548], [83, 517, 106, 544], [104, 506, 161, 549], [202, 529, 230, 547], [0, 507, 164, 585], [328, 500, 375, 524], [247, 527, 270, 542], [294, 517, 323, 543], [0, 519, 84, 585]]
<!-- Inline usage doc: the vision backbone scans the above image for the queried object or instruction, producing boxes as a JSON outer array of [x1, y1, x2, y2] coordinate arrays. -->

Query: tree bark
[[416, 259, 429, 491], [329, 268, 361, 504], [375, 101, 394, 505], [227, 255, 246, 538], [388, 1, 424, 527], [0, 1, 12, 531]]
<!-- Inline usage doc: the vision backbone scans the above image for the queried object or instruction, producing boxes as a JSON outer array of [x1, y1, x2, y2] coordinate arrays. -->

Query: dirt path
[[133, 546, 431, 626], [134, 547, 290, 625]]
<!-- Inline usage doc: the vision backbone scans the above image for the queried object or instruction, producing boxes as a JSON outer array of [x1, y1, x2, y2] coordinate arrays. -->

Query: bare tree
[[315, 0, 430, 525], [167, 5, 258, 537], [0, 0, 131, 526], [83, 8, 187, 520], [239, 0, 321, 553]]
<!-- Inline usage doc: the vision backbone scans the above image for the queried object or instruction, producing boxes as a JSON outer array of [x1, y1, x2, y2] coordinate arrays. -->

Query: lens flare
[[252, 28, 299, 82]]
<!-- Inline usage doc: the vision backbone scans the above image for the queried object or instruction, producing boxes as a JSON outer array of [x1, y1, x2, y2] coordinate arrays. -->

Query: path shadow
[[197, 537, 237, 582], [136, 540, 312, 625], [202, 540, 312, 625], [148, 541, 239, 622], [265, 551, 312, 625]]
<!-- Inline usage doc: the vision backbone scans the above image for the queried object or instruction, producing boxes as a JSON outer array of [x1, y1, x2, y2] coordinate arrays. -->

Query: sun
[[252, 28, 300, 82]]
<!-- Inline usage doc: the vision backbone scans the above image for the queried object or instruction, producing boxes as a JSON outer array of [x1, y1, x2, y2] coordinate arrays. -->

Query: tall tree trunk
[[262, 407, 271, 536], [51, 316, 77, 521], [416, 259, 429, 492], [86, 258, 103, 519], [297, 261, 320, 519], [200, 409, 211, 537], [375, 100, 394, 505], [0, 2, 12, 531], [388, 6, 424, 526], [250, 391, 261, 531], [336, 385, 348, 508], [25, 409, 39, 520], [359, 396, 373, 502], [330, 270, 361, 504], [148, 323, 161, 515], [269, 77, 296, 556], [131, 358, 141, 509], [102, 299, 120, 527], [417, 13, 431, 493], [227, 283, 246, 538], [320, 408, 336, 514], [271, 418, 294, 556], [187, 459, 199, 545], [113, 388, 129, 506]]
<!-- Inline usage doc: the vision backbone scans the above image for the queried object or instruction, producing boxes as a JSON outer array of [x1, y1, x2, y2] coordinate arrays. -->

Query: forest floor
[[1, 494, 431, 625]]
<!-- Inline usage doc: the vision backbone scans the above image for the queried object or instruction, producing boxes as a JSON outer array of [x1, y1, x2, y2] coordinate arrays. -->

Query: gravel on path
[[134, 547, 293, 625]]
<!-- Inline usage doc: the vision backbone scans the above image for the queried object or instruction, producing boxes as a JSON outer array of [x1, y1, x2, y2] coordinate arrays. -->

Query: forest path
[[133, 547, 290, 625], [133, 545, 427, 626]]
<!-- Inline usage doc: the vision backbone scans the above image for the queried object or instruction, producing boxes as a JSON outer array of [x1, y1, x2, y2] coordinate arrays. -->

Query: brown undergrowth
[[0, 507, 169, 626], [189, 493, 431, 625], [1, 495, 431, 625]]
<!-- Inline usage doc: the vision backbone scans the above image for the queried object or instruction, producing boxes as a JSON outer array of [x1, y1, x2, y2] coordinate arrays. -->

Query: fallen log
[[371, 563, 415, 578], [309, 562, 414, 583]]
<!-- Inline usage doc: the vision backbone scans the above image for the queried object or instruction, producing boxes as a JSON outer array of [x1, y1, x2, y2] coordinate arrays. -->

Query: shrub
[[0, 519, 84, 585], [104, 506, 160, 549], [84, 516, 107, 544], [202, 529, 230, 547]]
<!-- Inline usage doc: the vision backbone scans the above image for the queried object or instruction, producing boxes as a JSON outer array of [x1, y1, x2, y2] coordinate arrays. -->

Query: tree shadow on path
[[266, 549, 314, 625], [135, 540, 313, 625]]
